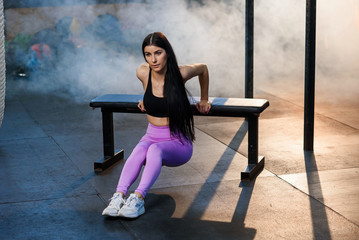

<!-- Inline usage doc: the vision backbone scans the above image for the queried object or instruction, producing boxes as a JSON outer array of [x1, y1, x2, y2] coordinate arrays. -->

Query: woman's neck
[[151, 67, 167, 83]]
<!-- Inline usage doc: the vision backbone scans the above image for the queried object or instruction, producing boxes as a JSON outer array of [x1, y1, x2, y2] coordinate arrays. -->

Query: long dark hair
[[142, 32, 195, 142]]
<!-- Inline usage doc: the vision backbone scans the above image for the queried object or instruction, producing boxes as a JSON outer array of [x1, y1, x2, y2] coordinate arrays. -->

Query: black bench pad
[[90, 94, 269, 117]]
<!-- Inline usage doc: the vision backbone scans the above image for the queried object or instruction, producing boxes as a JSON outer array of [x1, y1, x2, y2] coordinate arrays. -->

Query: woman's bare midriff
[[147, 115, 169, 126]]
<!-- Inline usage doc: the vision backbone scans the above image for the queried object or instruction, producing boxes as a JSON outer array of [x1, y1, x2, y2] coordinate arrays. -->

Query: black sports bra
[[143, 69, 169, 118]]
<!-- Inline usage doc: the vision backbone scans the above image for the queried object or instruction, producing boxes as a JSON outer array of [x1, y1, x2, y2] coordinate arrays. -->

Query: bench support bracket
[[241, 156, 265, 180], [94, 150, 124, 173]]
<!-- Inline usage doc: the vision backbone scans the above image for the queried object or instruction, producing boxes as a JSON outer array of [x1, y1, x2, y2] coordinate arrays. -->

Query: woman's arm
[[136, 63, 149, 112], [136, 63, 149, 89], [180, 64, 211, 114]]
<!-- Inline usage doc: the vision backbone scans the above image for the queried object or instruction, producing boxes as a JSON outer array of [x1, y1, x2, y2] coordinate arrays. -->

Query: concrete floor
[[0, 80, 358, 240]]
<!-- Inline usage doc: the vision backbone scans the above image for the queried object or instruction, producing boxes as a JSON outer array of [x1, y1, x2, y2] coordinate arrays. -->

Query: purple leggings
[[116, 123, 193, 198]]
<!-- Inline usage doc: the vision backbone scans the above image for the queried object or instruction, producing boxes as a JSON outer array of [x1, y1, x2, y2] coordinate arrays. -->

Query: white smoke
[[6, 0, 359, 104]]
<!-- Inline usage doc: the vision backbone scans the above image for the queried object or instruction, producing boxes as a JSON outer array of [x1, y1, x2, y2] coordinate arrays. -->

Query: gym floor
[[1, 80, 358, 239]]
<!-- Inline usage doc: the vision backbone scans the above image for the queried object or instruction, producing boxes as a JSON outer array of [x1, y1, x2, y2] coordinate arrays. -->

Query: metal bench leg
[[94, 109, 124, 173], [103, 110, 114, 157], [241, 116, 265, 180]]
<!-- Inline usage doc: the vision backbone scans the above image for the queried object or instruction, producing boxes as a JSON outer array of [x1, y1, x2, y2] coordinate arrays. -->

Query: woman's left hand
[[195, 100, 211, 114]]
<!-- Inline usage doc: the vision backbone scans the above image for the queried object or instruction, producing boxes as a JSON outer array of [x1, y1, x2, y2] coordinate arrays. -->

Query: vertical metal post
[[245, 0, 254, 98], [304, 0, 316, 151]]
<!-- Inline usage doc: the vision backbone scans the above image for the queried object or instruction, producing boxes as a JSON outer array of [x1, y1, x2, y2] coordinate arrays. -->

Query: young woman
[[102, 32, 211, 218]]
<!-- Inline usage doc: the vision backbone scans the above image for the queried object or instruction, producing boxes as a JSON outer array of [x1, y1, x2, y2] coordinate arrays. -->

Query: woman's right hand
[[138, 100, 146, 112]]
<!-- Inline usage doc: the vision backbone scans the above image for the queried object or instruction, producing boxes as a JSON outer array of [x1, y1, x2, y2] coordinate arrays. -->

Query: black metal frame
[[244, 0, 317, 151], [97, 110, 264, 180]]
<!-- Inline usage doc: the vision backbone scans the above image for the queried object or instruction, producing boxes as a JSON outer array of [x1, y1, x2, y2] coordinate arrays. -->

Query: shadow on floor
[[103, 193, 257, 240], [184, 121, 249, 219], [304, 151, 332, 240], [102, 121, 258, 239]]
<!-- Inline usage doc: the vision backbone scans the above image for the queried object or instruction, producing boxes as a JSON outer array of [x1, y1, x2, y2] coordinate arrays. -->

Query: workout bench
[[90, 94, 269, 180]]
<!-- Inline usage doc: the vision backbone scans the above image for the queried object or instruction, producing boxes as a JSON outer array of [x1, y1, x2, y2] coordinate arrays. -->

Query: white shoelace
[[108, 194, 124, 208], [125, 195, 140, 208]]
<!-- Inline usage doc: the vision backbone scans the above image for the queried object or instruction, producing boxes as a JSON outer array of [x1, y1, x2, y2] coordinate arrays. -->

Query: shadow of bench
[[90, 94, 269, 181]]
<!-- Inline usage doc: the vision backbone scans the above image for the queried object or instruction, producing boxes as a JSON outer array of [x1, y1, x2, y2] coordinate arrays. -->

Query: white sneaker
[[102, 193, 125, 217], [119, 193, 145, 218]]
